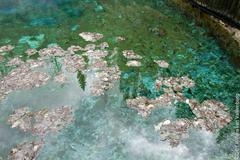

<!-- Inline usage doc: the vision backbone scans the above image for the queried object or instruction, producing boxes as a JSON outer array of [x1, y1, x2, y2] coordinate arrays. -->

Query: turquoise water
[[0, 0, 239, 159]]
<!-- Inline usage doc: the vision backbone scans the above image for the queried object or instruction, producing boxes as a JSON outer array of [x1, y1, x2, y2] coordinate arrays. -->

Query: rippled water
[[0, 0, 239, 159]]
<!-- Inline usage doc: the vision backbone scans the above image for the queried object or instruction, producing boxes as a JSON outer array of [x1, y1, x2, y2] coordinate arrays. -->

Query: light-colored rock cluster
[[54, 73, 67, 84], [8, 141, 43, 160], [32, 106, 74, 136], [64, 54, 86, 73], [154, 99, 232, 147], [6, 57, 24, 66], [116, 36, 126, 42], [122, 50, 142, 67], [91, 66, 121, 96], [0, 45, 14, 53], [155, 76, 195, 91], [79, 32, 104, 42], [8, 106, 74, 136], [126, 96, 155, 117], [0, 65, 50, 100], [154, 119, 192, 147], [154, 60, 169, 68], [98, 42, 109, 50], [187, 99, 232, 131], [90, 59, 108, 70], [126, 91, 185, 117], [85, 49, 109, 59], [39, 46, 66, 57], [7, 107, 33, 132], [126, 76, 195, 117]]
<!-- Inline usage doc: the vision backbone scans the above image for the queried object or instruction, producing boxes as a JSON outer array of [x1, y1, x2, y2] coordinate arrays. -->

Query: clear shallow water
[[0, 0, 240, 159]]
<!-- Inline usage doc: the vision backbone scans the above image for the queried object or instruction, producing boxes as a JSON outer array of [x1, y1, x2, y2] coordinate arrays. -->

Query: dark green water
[[0, 0, 239, 159]]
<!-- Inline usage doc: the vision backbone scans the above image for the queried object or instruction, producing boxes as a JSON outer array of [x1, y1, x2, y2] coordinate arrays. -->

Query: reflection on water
[[0, 0, 239, 159]]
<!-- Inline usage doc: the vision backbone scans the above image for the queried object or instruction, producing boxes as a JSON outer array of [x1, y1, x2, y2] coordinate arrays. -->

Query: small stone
[[0, 45, 14, 53], [67, 45, 83, 52], [122, 50, 142, 59], [54, 73, 67, 84], [79, 32, 104, 42], [126, 60, 141, 67], [116, 36, 125, 41], [154, 60, 169, 68]]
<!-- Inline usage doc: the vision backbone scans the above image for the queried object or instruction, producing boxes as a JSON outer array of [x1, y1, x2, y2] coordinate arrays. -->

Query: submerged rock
[[8, 106, 74, 136], [126, 96, 155, 117], [26, 49, 38, 56], [54, 73, 67, 84], [154, 119, 192, 147], [8, 141, 43, 160], [187, 99, 232, 131], [7, 107, 33, 132], [0, 45, 14, 53], [0, 65, 50, 100], [122, 50, 142, 59], [79, 32, 104, 42], [126, 60, 142, 67], [126, 92, 184, 117], [39, 46, 66, 57], [154, 60, 169, 68], [32, 106, 74, 136], [91, 66, 121, 96], [64, 54, 86, 73]]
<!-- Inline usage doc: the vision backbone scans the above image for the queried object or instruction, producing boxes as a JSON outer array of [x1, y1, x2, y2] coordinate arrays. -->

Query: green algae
[[0, 0, 239, 159]]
